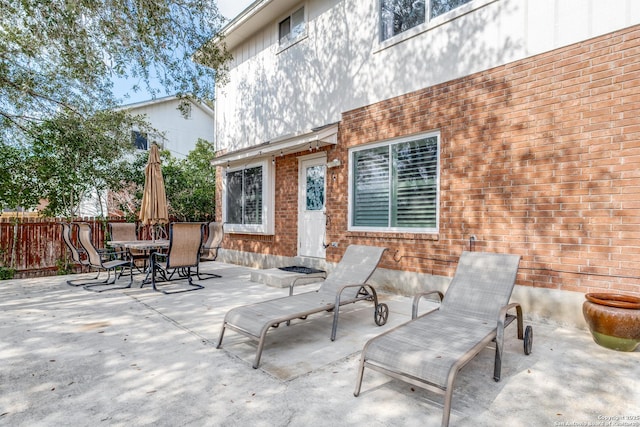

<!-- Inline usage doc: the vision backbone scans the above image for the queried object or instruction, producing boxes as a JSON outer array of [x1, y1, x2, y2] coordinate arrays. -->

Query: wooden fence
[[0, 217, 125, 278]]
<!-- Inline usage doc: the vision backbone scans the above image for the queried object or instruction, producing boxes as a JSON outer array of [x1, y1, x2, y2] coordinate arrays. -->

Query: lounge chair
[[216, 245, 389, 368], [76, 222, 133, 292], [354, 251, 533, 427], [197, 221, 224, 280], [107, 222, 147, 272], [147, 222, 205, 294]]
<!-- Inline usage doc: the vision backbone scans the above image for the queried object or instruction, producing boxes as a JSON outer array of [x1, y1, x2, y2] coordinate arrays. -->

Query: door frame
[[297, 152, 327, 258]]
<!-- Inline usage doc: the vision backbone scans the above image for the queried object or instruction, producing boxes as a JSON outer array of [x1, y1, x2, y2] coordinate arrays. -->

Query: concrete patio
[[0, 261, 638, 426]]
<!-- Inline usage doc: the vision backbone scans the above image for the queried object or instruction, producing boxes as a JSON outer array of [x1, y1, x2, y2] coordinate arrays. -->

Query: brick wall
[[218, 25, 640, 296], [334, 25, 640, 296]]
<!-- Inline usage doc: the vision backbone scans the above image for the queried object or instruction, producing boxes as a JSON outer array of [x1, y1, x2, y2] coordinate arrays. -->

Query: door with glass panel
[[298, 155, 327, 258]]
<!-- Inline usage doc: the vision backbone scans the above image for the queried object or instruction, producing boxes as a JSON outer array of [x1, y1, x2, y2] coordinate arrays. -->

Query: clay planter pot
[[582, 293, 640, 352]]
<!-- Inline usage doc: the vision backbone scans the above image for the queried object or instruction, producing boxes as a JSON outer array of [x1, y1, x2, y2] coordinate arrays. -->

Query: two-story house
[[210, 0, 640, 326]]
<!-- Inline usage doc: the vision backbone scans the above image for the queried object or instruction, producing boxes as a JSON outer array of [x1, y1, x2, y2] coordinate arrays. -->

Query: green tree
[[28, 109, 151, 217], [0, 0, 230, 138], [167, 139, 217, 221], [0, 142, 40, 272], [0, 142, 40, 213]]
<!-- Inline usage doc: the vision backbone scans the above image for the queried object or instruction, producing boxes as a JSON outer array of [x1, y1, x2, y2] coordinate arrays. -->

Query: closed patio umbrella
[[139, 144, 168, 240]]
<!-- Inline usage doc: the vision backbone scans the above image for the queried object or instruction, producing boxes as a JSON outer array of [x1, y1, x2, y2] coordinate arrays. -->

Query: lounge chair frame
[[217, 245, 389, 368], [353, 251, 533, 427]]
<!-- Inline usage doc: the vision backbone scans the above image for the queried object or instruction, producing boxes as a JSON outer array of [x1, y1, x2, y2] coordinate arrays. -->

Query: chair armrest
[[150, 251, 168, 262], [288, 273, 327, 296], [101, 248, 125, 261], [412, 290, 444, 319], [333, 283, 372, 305]]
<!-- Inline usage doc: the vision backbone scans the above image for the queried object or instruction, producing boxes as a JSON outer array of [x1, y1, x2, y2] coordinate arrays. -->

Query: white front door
[[298, 155, 327, 258]]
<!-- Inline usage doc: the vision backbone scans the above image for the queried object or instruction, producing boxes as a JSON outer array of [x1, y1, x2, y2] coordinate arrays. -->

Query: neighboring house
[[78, 96, 215, 217], [210, 0, 640, 326], [120, 95, 215, 158]]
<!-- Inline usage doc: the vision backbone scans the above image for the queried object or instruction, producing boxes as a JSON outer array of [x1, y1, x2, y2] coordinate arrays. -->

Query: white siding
[[127, 98, 215, 158], [215, 0, 640, 153]]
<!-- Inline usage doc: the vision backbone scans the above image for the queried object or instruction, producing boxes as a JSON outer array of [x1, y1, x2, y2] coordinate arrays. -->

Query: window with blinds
[[226, 166, 263, 226], [350, 133, 439, 232]]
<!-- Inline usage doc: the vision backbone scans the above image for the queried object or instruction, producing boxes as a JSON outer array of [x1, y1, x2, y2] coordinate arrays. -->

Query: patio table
[[108, 239, 169, 250], [107, 240, 170, 283]]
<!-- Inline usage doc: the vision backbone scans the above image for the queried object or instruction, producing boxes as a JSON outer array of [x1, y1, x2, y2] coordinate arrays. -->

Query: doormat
[[278, 266, 325, 275]]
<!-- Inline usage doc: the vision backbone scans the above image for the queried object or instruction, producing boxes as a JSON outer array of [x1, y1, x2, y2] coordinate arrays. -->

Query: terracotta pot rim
[[585, 293, 640, 309]]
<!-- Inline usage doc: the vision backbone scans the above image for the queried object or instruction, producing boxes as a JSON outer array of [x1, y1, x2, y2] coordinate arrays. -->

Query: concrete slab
[[250, 268, 326, 289], [0, 262, 638, 426]]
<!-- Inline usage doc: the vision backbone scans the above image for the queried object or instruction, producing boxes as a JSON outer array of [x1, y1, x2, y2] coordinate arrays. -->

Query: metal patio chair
[[216, 245, 390, 368], [107, 222, 147, 272], [147, 222, 205, 294], [197, 221, 224, 280], [76, 222, 133, 292], [60, 222, 95, 286], [354, 251, 533, 427]]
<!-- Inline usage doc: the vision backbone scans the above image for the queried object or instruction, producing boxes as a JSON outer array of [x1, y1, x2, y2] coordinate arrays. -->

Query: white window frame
[[277, 5, 307, 52], [378, 0, 495, 49], [222, 159, 275, 234], [348, 131, 440, 234]]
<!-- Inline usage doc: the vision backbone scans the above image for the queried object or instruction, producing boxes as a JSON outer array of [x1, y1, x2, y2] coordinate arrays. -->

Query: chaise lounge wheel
[[375, 303, 389, 326], [524, 325, 533, 355]]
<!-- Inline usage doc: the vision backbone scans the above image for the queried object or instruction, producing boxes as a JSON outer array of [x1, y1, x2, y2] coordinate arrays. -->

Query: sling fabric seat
[[217, 245, 389, 368], [354, 251, 532, 427]]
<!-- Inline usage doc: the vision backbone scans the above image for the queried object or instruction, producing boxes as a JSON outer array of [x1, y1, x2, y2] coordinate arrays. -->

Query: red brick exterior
[[219, 25, 640, 296]]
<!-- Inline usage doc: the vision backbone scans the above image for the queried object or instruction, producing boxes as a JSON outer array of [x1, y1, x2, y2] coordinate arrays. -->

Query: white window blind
[[226, 166, 263, 225], [351, 135, 439, 231]]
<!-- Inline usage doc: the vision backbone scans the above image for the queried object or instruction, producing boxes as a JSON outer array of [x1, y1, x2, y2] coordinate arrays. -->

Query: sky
[[112, 0, 253, 105]]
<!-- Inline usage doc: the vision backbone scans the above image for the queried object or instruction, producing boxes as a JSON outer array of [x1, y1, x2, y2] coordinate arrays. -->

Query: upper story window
[[182, 103, 192, 119], [279, 6, 306, 46], [380, 0, 472, 41], [131, 131, 148, 150], [349, 132, 440, 233]]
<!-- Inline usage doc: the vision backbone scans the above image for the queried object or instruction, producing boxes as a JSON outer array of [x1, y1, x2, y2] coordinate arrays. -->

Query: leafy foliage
[[0, 0, 231, 136], [0, 142, 40, 212], [165, 139, 217, 222], [1, 1, 227, 219], [26, 109, 152, 217]]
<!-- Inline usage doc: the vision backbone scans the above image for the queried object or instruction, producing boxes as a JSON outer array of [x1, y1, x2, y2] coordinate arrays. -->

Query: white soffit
[[211, 123, 338, 166]]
